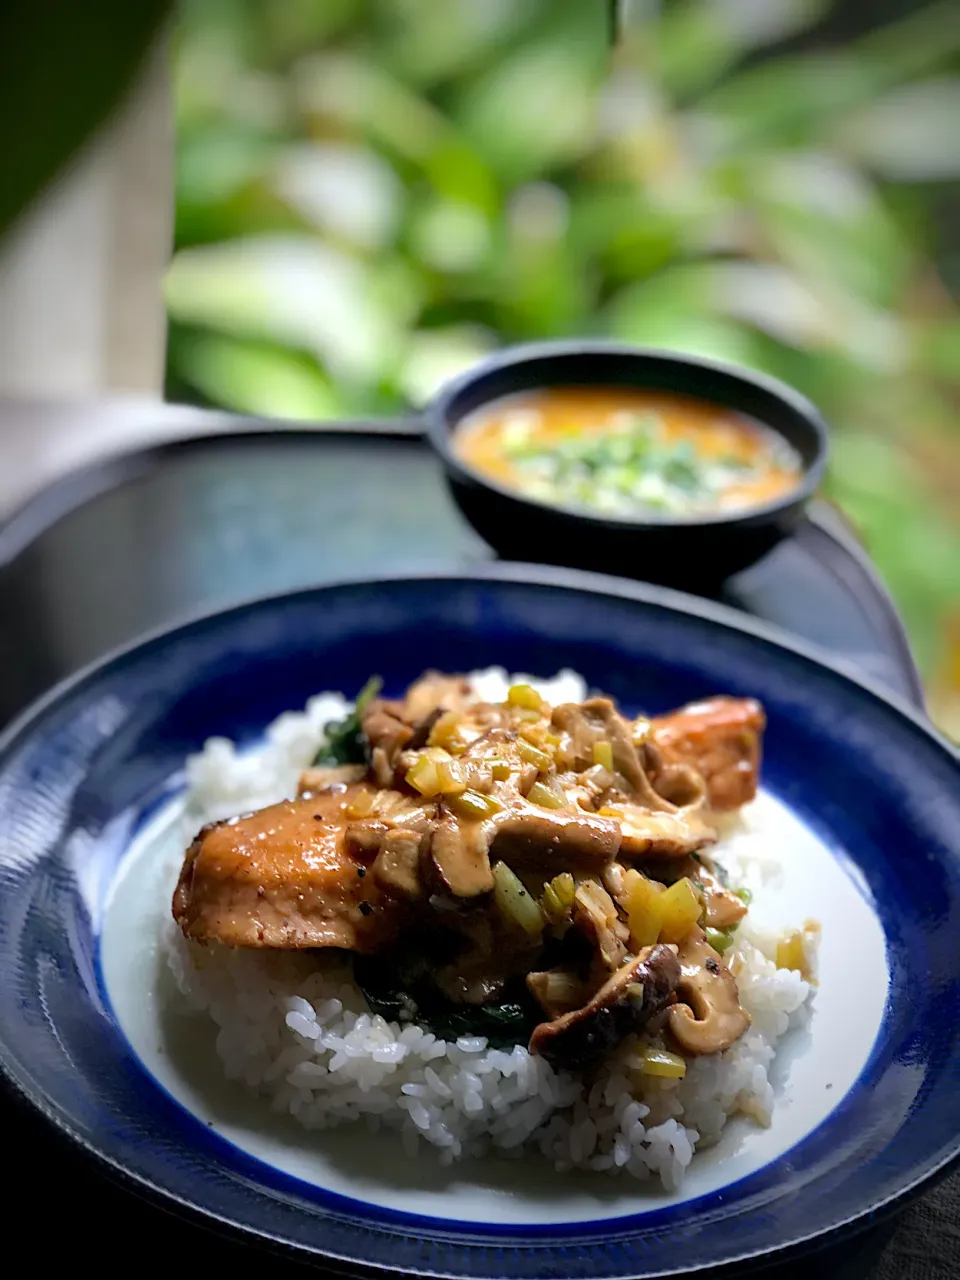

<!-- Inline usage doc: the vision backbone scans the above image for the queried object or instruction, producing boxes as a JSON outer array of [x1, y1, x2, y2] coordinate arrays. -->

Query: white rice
[[168, 668, 815, 1190]]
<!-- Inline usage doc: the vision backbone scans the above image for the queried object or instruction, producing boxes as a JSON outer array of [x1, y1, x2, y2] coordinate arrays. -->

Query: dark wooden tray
[[0, 418, 923, 726]]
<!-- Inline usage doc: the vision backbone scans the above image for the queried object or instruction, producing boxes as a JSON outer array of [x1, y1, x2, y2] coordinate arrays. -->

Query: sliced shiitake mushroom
[[529, 943, 681, 1071], [668, 927, 750, 1055]]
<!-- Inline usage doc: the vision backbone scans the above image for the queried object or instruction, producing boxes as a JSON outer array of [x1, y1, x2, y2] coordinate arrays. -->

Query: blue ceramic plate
[[1, 566, 959, 1278]]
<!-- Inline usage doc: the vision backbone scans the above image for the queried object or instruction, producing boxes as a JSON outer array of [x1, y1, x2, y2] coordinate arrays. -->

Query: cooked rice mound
[[168, 669, 815, 1190]]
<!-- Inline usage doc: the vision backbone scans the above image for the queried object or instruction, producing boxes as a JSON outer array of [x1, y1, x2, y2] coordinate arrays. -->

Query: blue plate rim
[[0, 561, 946, 765], [0, 562, 957, 1278]]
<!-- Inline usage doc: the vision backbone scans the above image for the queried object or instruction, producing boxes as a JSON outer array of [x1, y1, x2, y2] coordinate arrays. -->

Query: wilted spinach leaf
[[353, 945, 539, 1048], [312, 675, 382, 766]]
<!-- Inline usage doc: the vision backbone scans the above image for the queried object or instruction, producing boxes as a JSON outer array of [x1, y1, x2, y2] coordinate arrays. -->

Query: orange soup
[[454, 387, 802, 518]]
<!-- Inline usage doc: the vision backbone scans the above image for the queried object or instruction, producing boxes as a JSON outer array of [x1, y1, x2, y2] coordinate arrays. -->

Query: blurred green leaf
[[855, 1, 960, 85], [700, 1, 960, 149], [249, 0, 358, 66], [835, 80, 960, 181], [410, 198, 492, 272], [398, 325, 498, 406], [914, 320, 960, 380], [175, 332, 343, 419], [570, 188, 683, 280], [178, 127, 275, 204], [273, 142, 402, 248], [455, 35, 604, 183], [656, 0, 829, 99], [699, 52, 881, 149], [606, 264, 766, 364], [165, 234, 415, 384], [382, 0, 536, 86], [826, 429, 960, 672]]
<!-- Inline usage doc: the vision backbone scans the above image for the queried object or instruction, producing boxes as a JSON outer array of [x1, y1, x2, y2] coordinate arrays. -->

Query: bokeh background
[[164, 0, 960, 731]]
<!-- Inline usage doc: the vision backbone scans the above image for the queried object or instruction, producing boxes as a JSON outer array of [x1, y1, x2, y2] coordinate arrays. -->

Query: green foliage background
[[166, 0, 960, 706]]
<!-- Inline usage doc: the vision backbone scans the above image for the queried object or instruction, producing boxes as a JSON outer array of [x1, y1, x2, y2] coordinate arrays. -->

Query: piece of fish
[[172, 790, 403, 950]]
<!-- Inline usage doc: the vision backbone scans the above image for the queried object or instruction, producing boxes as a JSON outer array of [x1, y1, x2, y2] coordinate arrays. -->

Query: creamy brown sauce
[[454, 387, 802, 518]]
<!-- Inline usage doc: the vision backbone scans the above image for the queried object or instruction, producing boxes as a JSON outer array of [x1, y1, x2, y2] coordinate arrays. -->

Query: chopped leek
[[519, 721, 550, 747], [448, 789, 503, 820], [528, 778, 565, 809], [492, 861, 543, 936], [435, 758, 467, 795], [406, 754, 440, 796], [516, 739, 552, 772], [345, 786, 377, 818], [507, 683, 544, 711], [592, 740, 614, 771], [406, 747, 462, 797], [513, 707, 542, 723], [776, 929, 807, 975], [639, 1046, 687, 1079], [657, 877, 701, 944], [540, 871, 576, 932], [428, 709, 468, 755], [547, 871, 575, 908], [541, 969, 582, 1005], [626, 875, 663, 949]]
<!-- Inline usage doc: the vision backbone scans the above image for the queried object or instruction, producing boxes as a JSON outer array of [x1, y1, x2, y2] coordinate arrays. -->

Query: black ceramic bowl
[[426, 342, 829, 589]]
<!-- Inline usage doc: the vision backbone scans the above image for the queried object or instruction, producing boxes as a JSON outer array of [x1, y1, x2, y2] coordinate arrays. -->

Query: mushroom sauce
[[172, 672, 809, 1077], [454, 387, 802, 518]]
